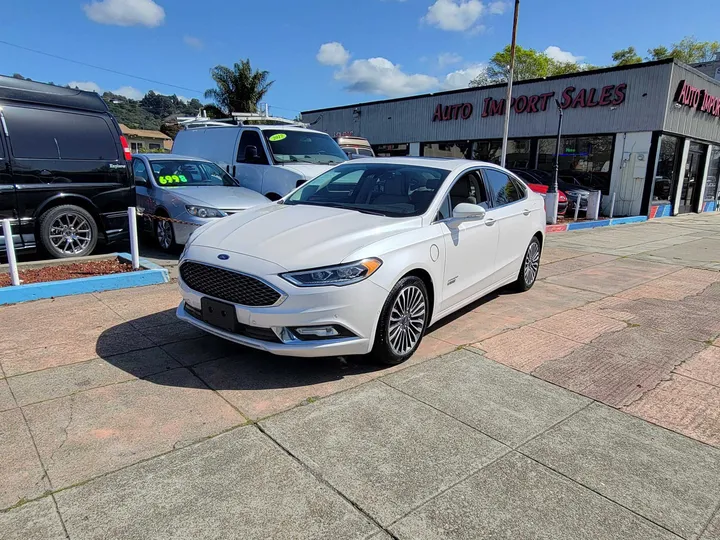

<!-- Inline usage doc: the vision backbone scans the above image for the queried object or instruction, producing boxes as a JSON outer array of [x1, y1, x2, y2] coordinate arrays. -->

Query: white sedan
[[176, 158, 546, 364]]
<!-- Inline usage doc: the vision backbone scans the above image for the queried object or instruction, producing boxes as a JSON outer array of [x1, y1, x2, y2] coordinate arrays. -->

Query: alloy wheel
[[524, 241, 540, 286], [49, 212, 92, 255], [387, 285, 426, 356], [156, 220, 173, 250]]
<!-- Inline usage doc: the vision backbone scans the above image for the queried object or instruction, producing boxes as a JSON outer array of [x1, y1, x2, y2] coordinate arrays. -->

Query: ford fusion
[[176, 158, 546, 364]]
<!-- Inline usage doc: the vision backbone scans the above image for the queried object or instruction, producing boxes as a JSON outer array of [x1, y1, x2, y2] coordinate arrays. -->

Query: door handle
[[523, 209, 530, 216], [485, 218, 496, 226], [39, 170, 52, 176]]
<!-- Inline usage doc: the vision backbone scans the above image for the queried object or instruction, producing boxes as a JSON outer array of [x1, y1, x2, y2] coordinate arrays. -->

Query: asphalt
[[1, 212, 720, 539]]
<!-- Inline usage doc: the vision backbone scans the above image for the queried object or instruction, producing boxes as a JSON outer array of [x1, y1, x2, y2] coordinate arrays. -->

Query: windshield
[[263, 130, 348, 165], [284, 162, 449, 217], [150, 160, 238, 187]]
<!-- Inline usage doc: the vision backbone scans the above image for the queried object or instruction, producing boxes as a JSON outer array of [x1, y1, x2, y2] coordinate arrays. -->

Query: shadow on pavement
[[95, 309, 387, 391]]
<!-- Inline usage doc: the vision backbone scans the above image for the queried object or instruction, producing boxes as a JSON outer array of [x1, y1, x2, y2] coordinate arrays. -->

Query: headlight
[[281, 258, 382, 287], [186, 205, 226, 218]]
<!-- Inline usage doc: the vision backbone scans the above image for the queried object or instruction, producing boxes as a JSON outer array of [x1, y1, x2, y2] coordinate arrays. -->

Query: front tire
[[38, 205, 98, 258], [370, 276, 429, 365], [514, 236, 541, 291], [155, 217, 176, 252]]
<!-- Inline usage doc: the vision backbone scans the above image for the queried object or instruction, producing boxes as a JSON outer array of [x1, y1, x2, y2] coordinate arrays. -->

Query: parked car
[[176, 157, 545, 364], [514, 169, 591, 212], [335, 136, 375, 158], [133, 154, 269, 251], [0, 75, 134, 258], [510, 169, 568, 215], [172, 124, 348, 200]]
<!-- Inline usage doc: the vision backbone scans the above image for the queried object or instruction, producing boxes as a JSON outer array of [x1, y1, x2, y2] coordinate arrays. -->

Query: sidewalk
[[1, 213, 720, 539]]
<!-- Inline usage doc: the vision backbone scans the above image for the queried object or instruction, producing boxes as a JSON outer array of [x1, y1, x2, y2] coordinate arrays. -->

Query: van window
[[263, 130, 347, 165], [236, 130, 269, 164], [4, 106, 118, 160]]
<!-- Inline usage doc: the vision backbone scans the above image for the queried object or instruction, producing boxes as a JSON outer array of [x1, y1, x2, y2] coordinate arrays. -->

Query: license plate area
[[201, 297, 237, 332]]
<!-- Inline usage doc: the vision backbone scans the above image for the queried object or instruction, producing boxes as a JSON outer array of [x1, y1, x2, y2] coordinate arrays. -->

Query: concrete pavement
[[1, 212, 720, 539]]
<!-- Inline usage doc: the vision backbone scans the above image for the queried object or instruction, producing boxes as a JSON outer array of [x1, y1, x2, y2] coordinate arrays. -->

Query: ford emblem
[[217, 254, 230, 260]]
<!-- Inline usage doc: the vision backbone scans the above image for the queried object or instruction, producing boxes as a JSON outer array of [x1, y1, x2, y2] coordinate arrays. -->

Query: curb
[[0, 253, 169, 306], [547, 215, 648, 233]]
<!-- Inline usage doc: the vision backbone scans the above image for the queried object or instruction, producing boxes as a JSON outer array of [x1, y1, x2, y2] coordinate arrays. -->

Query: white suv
[[173, 124, 348, 200]]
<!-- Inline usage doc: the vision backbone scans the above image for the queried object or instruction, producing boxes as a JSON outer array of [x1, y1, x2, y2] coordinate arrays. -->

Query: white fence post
[[609, 192, 616, 219], [127, 207, 140, 270], [2, 219, 21, 286], [573, 194, 581, 221]]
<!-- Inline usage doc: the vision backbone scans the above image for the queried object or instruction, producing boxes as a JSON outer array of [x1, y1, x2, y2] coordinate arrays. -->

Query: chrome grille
[[180, 261, 282, 307]]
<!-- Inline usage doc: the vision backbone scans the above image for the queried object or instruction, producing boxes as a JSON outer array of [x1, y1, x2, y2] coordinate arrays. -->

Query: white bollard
[[2, 219, 21, 286], [127, 207, 140, 270], [574, 194, 581, 221], [609, 192, 616, 219]]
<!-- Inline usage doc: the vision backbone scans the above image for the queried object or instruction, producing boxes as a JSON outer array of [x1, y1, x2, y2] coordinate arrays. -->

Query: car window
[[236, 130, 269, 164], [263, 130, 347, 165], [3, 106, 118, 160], [435, 195, 452, 221], [449, 171, 488, 209], [149, 160, 238, 187], [358, 148, 374, 157], [284, 162, 449, 217], [483, 168, 522, 207], [133, 160, 149, 182]]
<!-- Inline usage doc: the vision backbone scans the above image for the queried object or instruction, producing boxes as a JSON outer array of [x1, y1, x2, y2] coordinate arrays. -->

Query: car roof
[[340, 156, 500, 172], [136, 153, 212, 162], [0, 75, 109, 113]]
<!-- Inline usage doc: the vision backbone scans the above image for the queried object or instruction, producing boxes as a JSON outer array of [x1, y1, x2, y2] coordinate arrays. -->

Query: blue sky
[[2, 0, 719, 116]]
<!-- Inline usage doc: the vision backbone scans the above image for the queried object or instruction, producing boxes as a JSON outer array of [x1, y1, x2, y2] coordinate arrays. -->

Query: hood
[[162, 186, 269, 210], [191, 203, 419, 271], [280, 163, 337, 180]]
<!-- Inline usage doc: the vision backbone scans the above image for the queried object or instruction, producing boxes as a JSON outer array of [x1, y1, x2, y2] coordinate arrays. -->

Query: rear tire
[[370, 276, 429, 365], [514, 236, 541, 292], [38, 205, 98, 259]]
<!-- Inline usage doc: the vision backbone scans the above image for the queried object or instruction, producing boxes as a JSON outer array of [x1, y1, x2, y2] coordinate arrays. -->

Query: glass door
[[679, 143, 706, 214]]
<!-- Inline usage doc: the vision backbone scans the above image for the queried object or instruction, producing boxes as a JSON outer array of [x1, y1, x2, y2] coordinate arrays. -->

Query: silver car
[[133, 154, 270, 251]]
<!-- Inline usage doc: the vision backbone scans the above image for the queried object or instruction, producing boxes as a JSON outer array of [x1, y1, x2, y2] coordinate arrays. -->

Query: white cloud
[[437, 52, 463, 68], [183, 35, 203, 49], [335, 57, 438, 97], [113, 86, 144, 100], [83, 0, 165, 27], [442, 64, 489, 89], [423, 0, 484, 32], [544, 46, 584, 64], [488, 1, 507, 14], [68, 81, 102, 93], [317, 42, 350, 66]]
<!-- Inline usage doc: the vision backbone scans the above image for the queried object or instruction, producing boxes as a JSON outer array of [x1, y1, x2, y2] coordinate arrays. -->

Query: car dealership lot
[[1, 214, 720, 539]]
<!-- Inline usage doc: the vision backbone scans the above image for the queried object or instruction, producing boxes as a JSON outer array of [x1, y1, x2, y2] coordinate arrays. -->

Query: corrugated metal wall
[[663, 63, 720, 143], [302, 63, 673, 145]]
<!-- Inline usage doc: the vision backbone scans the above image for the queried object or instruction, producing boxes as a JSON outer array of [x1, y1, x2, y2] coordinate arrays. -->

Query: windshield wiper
[[286, 201, 385, 216]]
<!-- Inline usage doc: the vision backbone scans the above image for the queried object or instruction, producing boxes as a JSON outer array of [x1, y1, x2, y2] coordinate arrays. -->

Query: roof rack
[[176, 109, 308, 130]]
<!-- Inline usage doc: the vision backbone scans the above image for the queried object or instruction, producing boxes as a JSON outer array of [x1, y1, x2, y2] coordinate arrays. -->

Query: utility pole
[[500, 0, 520, 168], [545, 98, 563, 225]]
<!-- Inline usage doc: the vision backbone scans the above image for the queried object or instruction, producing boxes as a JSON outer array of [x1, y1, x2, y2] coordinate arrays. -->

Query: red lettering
[[432, 104, 443, 121], [460, 103, 473, 119], [676, 81, 690, 105], [442, 105, 451, 121], [612, 83, 627, 106], [488, 99, 505, 116], [514, 95, 528, 113], [598, 85, 614, 106], [571, 88, 587, 108], [527, 95, 539, 113], [481, 97, 492, 117], [538, 92, 555, 111], [586, 88, 599, 107], [561, 86, 575, 109]]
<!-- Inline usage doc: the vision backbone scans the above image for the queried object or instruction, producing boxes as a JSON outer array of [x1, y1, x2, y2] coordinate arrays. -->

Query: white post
[[2, 219, 21, 286], [573, 194, 581, 221], [609, 192, 616, 219], [127, 207, 140, 270]]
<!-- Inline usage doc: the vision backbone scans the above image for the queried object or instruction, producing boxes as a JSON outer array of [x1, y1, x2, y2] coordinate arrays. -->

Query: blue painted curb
[[0, 253, 169, 306], [610, 216, 648, 226], [565, 215, 648, 232]]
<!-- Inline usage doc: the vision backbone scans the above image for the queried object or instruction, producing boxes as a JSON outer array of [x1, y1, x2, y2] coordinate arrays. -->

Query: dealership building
[[302, 58, 720, 218]]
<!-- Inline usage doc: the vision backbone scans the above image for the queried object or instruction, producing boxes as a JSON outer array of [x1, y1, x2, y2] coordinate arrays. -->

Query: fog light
[[295, 326, 339, 337]]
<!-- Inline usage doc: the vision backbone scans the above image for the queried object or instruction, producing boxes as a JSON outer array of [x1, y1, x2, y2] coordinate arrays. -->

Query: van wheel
[[38, 205, 98, 259]]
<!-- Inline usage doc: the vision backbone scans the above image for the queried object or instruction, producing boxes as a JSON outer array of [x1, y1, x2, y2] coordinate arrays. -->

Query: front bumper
[[176, 251, 390, 357]]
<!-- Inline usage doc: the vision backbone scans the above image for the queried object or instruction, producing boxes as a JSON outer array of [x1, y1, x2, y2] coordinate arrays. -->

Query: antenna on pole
[[500, 0, 520, 169]]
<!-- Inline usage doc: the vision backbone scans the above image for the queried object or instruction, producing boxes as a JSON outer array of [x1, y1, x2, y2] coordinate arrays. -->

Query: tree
[[656, 36, 720, 63], [647, 45, 671, 61], [487, 45, 551, 81], [469, 68, 493, 87], [204, 60, 274, 115], [612, 47, 642, 66]]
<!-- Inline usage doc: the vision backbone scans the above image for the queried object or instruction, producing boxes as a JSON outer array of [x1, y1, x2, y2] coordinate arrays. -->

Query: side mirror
[[244, 145, 259, 163], [453, 202, 486, 220]]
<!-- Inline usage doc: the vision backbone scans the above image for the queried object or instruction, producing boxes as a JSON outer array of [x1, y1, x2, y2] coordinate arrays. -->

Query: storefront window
[[422, 141, 470, 158], [704, 146, 719, 201], [471, 140, 501, 163], [373, 143, 409, 157], [536, 135, 613, 194], [469, 139, 530, 167], [653, 135, 681, 203]]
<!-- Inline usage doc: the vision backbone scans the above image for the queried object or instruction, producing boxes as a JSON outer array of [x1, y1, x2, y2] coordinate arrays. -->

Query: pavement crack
[[49, 395, 76, 464]]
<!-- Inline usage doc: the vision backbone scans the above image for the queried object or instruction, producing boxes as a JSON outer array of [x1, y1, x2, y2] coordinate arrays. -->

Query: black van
[[0, 76, 134, 258]]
